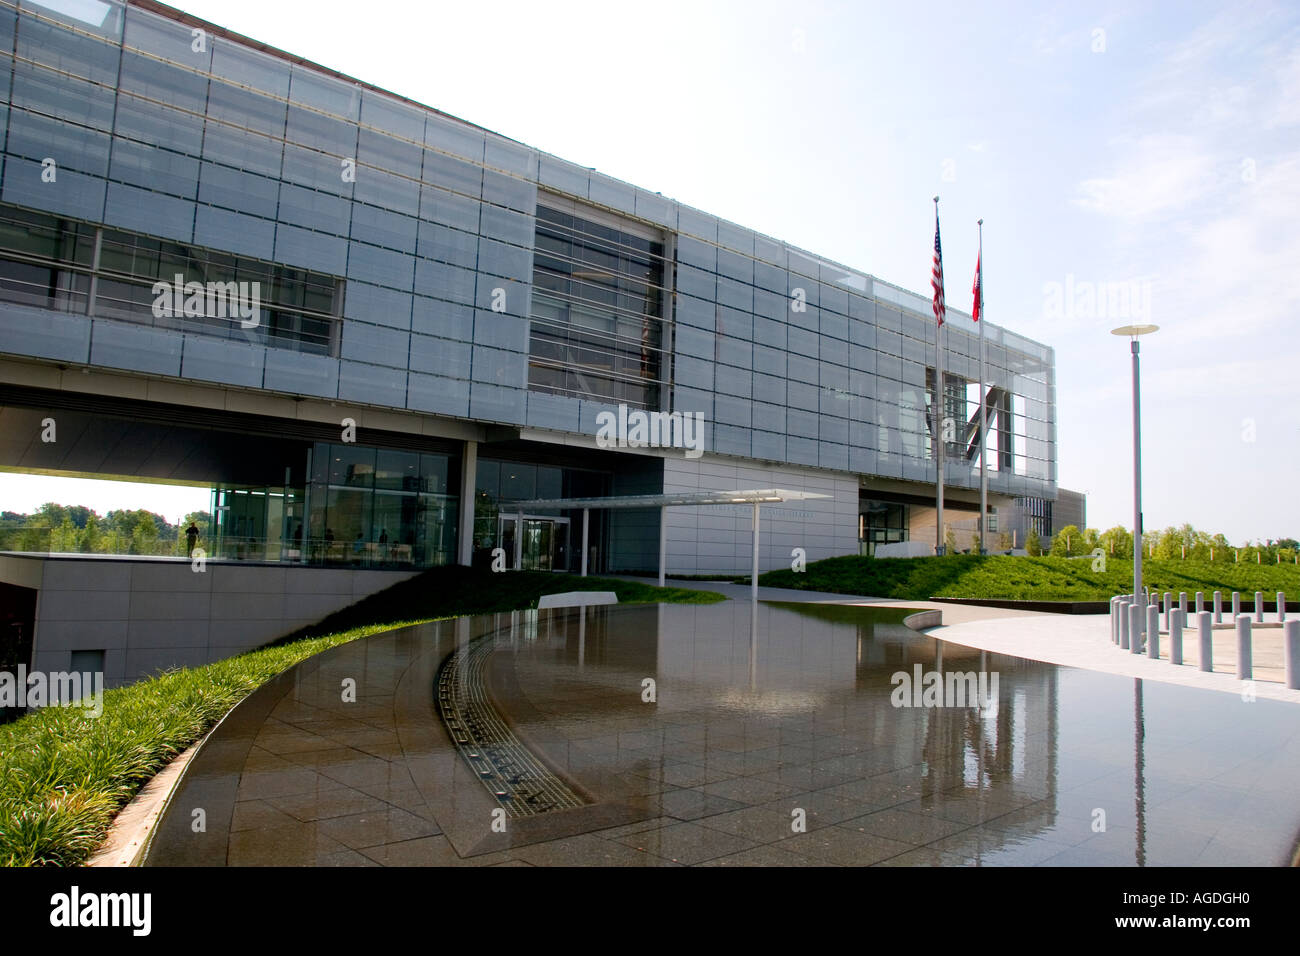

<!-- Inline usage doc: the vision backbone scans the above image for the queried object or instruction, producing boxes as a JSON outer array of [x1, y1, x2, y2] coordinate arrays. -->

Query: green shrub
[[760, 554, 1300, 602]]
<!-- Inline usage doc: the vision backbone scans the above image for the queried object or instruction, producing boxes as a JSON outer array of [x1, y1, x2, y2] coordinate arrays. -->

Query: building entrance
[[497, 514, 570, 571]]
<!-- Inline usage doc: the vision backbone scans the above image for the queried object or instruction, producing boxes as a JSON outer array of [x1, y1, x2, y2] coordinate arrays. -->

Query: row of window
[[0, 203, 342, 354], [527, 202, 668, 410]]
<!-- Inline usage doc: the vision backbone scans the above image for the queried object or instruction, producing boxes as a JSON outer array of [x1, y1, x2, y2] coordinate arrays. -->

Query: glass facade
[[528, 198, 668, 409], [859, 499, 908, 557], [204, 443, 458, 568], [472, 458, 610, 571], [306, 443, 458, 567], [0, 204, 342, 353], [0, 0, 1057, 519]]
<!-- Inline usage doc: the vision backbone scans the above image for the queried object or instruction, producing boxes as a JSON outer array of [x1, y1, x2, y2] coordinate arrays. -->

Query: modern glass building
[[0, 0, 1057, 576]]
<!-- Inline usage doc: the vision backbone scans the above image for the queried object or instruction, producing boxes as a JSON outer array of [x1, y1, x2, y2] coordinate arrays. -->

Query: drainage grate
[[436, 634, 585, 817]]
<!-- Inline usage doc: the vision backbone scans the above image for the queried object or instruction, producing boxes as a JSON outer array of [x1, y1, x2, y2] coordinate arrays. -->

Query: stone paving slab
[[926, 614, 1300, 704]]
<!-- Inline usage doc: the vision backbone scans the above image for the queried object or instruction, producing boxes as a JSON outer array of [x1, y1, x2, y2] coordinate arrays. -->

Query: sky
[[2, 0, 1296, 543]]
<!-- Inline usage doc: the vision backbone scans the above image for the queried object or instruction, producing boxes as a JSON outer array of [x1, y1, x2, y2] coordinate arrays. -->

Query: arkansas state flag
[[972, 251, 982, 323]]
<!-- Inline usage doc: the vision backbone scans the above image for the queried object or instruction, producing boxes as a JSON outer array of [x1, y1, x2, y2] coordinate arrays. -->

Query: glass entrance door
[[522, 519, 552, 571], [496, 515, 570, 570]]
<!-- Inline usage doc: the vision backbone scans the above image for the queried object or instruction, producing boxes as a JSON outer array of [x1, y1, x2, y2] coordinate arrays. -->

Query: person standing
[[186, 521, 200, 556]]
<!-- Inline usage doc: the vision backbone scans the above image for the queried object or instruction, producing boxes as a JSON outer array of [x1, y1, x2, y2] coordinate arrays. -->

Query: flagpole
[[978, 219, 988, 555], [933, 196, 945, 554]]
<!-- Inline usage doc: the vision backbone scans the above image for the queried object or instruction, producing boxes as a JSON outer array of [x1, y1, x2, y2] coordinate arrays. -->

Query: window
[[0, 203, 343, 355], [860, 499, 909, 557], [527, 197, 669, 409], [306, 443, 458, 567]]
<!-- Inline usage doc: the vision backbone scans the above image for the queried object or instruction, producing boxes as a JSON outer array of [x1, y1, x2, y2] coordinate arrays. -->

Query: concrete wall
[[660, 455, 859, 575], [20, 557, 416, 687]]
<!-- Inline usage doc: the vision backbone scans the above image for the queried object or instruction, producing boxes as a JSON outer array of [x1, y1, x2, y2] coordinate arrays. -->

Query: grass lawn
[[759, 554, 1300, 602], [0, 567, 721, 867]]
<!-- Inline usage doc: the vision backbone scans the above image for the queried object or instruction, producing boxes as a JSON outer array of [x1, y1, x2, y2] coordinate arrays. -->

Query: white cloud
[[1071, 135, 1217, 219]]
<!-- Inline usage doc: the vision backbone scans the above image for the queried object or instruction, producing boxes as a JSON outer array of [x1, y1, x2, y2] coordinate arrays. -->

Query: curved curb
[[901, 609, 943, 631], [87, 740, 202, 867]]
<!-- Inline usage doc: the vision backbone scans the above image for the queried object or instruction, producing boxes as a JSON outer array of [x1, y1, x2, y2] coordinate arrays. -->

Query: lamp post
[[1111, 324, 1158, 617]]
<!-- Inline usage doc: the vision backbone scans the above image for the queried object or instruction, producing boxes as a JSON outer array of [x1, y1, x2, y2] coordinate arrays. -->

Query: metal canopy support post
[[514, 508, 523, 571], [752, 501, 761, 600], [581, 508, 589, 577], [300, 446, 312, 565], [658, 505, 667, 588], [457, 440, 477, 567]]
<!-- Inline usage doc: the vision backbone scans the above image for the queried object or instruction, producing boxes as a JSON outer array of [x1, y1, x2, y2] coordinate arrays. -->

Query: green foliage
[[1049, 524, 1081, 557], [759, 553, 1300, 603], [1099, 525, 1132, 558], [1025, 529, 1042, 556], [0, 623, 396, 866], [49, 516, 78, 554], [78, 514, 101, 554]]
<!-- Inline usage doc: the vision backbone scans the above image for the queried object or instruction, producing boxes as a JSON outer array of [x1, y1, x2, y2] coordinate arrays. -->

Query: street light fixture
[[1111, 324, 1159, 623]]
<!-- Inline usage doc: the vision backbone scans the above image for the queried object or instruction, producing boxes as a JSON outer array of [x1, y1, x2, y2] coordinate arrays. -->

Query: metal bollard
[[1198, 611, 1213, 673], [1146, 606, 1160, 659], [1255, 591, 1264, 624], [1110, 597, 1117, 643], [1214, 590, 1222, 624], [1236, 615, 1253, 679], [1232, 592, 1240, 620], [1120, 600, 1131, 649], [1285, 620, 1299, 690], [1278, 591, 1286, 624], [1129, 604, 1142, 654], [1178, 591, 1188, 626], [1164, 591, 1173, 631], [1195, 591, 1204, 618], [1170, 610, 1183, 665]]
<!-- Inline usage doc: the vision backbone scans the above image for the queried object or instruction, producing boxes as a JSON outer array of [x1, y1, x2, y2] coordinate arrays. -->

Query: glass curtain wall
[[527, 199, 669, 409], [859, 499, 908, 557], [305, 443, 458, 567], [472, 458, 610, 571]]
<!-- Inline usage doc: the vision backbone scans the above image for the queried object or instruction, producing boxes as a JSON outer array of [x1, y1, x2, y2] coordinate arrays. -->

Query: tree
[[50, 515, 78, 553], [1026, 529, 1042, 556], [79, 514, 102, 553], [1099, 525, 1132, 558], [130, 514, 159, 555], [1154, 526, 1182, 561], [1209, 533, 1230, 562], [1050, 524, 1081, 557], [1143, 529, 1162, 559], [944, 526, 958, 555]]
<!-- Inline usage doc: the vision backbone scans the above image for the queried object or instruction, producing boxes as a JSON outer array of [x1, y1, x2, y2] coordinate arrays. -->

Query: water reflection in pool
[[476, 600, 1300, 866]]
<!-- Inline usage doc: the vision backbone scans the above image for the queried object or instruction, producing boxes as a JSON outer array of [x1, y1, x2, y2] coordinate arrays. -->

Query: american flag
[[931, 209, 946, 327], [972, 250, 982, 323]]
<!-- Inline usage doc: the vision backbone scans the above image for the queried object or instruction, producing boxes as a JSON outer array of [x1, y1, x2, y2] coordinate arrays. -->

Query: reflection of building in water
[[493, 600, 1061, 848]]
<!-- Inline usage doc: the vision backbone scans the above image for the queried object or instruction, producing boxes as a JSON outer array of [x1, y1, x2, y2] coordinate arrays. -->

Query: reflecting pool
[[146, 599, 1300, 866]]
